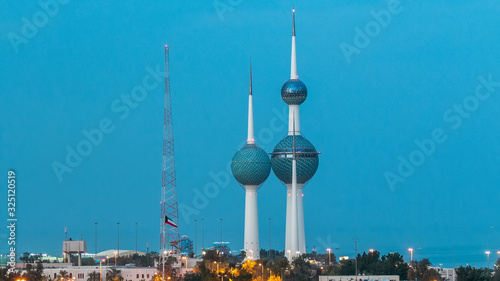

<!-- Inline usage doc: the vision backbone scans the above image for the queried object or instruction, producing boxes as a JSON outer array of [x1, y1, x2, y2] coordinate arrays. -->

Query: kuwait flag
[[165, 215, 178, 228]]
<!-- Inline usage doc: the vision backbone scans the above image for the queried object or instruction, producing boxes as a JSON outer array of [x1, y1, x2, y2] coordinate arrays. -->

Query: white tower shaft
[[288, 10, 301, 136], [243, 63, 259, 260], [290, 9, 298, 80], [248, 62, 255, 144], [288, 105, 301, 135], [297, 186, 305, 254], [285, 183, 305, 258], [244, 185, 260, 259]]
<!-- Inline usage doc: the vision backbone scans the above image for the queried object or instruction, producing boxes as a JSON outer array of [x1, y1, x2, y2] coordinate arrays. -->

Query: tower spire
[[247, 60, 255, 144], [290, 8, 298, 79]]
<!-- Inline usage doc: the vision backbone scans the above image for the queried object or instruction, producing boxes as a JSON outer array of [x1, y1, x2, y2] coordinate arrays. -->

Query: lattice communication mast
[[160, 45, 180, 253]]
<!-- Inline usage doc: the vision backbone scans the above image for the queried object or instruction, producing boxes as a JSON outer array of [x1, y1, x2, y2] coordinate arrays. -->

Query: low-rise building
[[43, 265, 158, 281], [319, 275, 400, 281]]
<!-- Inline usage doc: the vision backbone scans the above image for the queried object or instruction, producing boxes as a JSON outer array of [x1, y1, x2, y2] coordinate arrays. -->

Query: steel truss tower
[[160, 45, 180, 253]]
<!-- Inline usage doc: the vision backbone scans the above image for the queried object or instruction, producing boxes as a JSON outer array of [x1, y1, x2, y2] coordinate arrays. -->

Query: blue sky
[[1, 0, 500, 268]]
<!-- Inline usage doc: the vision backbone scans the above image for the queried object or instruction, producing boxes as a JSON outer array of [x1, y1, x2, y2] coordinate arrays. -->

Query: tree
[[87, 271, 100, 281], [455, 265, 492, 281], [25, 262, 44, 281], [268, 275, 282, 281], [492, 258, 500, 281], [20, 252, 34, 263], [106, 268, 123, 281], [184, 272, 203, 281], [58, 270, 70, 280], [421, 268, 442, 281], [408, 258, 432, 281], [290, 255, 312, 281]]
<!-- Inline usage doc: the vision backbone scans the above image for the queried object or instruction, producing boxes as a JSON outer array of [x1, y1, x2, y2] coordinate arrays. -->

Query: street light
[[182, 256, 188, 276], [369, 249, 374, 254], [114, 251, 117, 267], [116, 222, 120, 259], [163, 250, 167, 281], [486, 251, 491, 268], [408, 248, 414, 264], [327, 248, 331, 265], [94, 222, 98, 256], [259, 263, 264, 278], [99, 258, 106, 281]]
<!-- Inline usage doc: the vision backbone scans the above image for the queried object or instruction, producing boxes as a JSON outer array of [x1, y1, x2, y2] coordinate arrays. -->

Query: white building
[[319, 275, 400, 281], [430, 266, 456, 281], [43, 265, 157, 281]]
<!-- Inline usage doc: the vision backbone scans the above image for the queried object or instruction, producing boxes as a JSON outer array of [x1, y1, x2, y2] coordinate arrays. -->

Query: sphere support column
[[244, 185, 260, 260], [297, 185, 305, 254]]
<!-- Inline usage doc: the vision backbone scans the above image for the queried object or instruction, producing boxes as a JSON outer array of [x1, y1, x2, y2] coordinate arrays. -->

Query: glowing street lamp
[[327, 248, 331, 265], [408, 248, 414, 263], [182, 256, 188, 276], [486, 251, 491, 268], [369, 249, 374, 254]]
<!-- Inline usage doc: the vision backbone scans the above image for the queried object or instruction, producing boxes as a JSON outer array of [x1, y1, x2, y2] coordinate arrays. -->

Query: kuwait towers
[[231, 62, 272, 260], [271, 9, 319, 260]]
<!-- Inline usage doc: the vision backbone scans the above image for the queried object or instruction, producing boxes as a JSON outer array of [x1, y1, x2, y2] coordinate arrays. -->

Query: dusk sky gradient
[[2, 0, 500, 268]]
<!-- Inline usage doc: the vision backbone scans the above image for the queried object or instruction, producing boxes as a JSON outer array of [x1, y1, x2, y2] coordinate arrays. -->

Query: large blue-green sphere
[[231, 143, 271, 186], [281, 79, 307, 105], [271, 135, 319, 184]]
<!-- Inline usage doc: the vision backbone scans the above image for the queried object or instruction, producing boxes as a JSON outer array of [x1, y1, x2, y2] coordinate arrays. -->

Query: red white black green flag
[[165, 215, 178, 228]]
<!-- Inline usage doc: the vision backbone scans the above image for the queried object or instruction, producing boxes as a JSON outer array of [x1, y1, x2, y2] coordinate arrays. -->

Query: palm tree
[[106, 268, 123, 281], [57, 270, 70, 281], [87, 271, 100, 281]]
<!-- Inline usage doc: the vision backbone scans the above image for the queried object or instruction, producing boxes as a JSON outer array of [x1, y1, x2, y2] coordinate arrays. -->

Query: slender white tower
[[231, 62, 271, 260], [271, 8, 319, 261]]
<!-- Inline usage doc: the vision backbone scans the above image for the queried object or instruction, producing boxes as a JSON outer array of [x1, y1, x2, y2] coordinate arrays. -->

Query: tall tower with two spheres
[[270, 8, 320, 260]]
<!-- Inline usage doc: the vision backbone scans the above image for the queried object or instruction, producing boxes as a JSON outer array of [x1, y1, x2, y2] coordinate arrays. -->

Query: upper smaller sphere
[[281, 79, 307, 105], [231, 143, 271, 186]]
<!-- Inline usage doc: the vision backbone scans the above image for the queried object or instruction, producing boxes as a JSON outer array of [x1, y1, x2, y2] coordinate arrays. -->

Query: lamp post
[[408, 248, 414, 264], [135, 222, 138, 255], [268, 218, 271, 258], [99, 258, 106, 281], [182, 256, 187, 276], [259, 263, 263, 278], [114, 251, 117, 267], [194, 219, 198, 256], [94, 222, 98, 256], [220, 219, 223, 247], [327, 248, 331, 265], [163, 250, 167, 281], [486, 251, 491, 268], [117, 223, 120, 259], [202, 219, 205, 251]]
